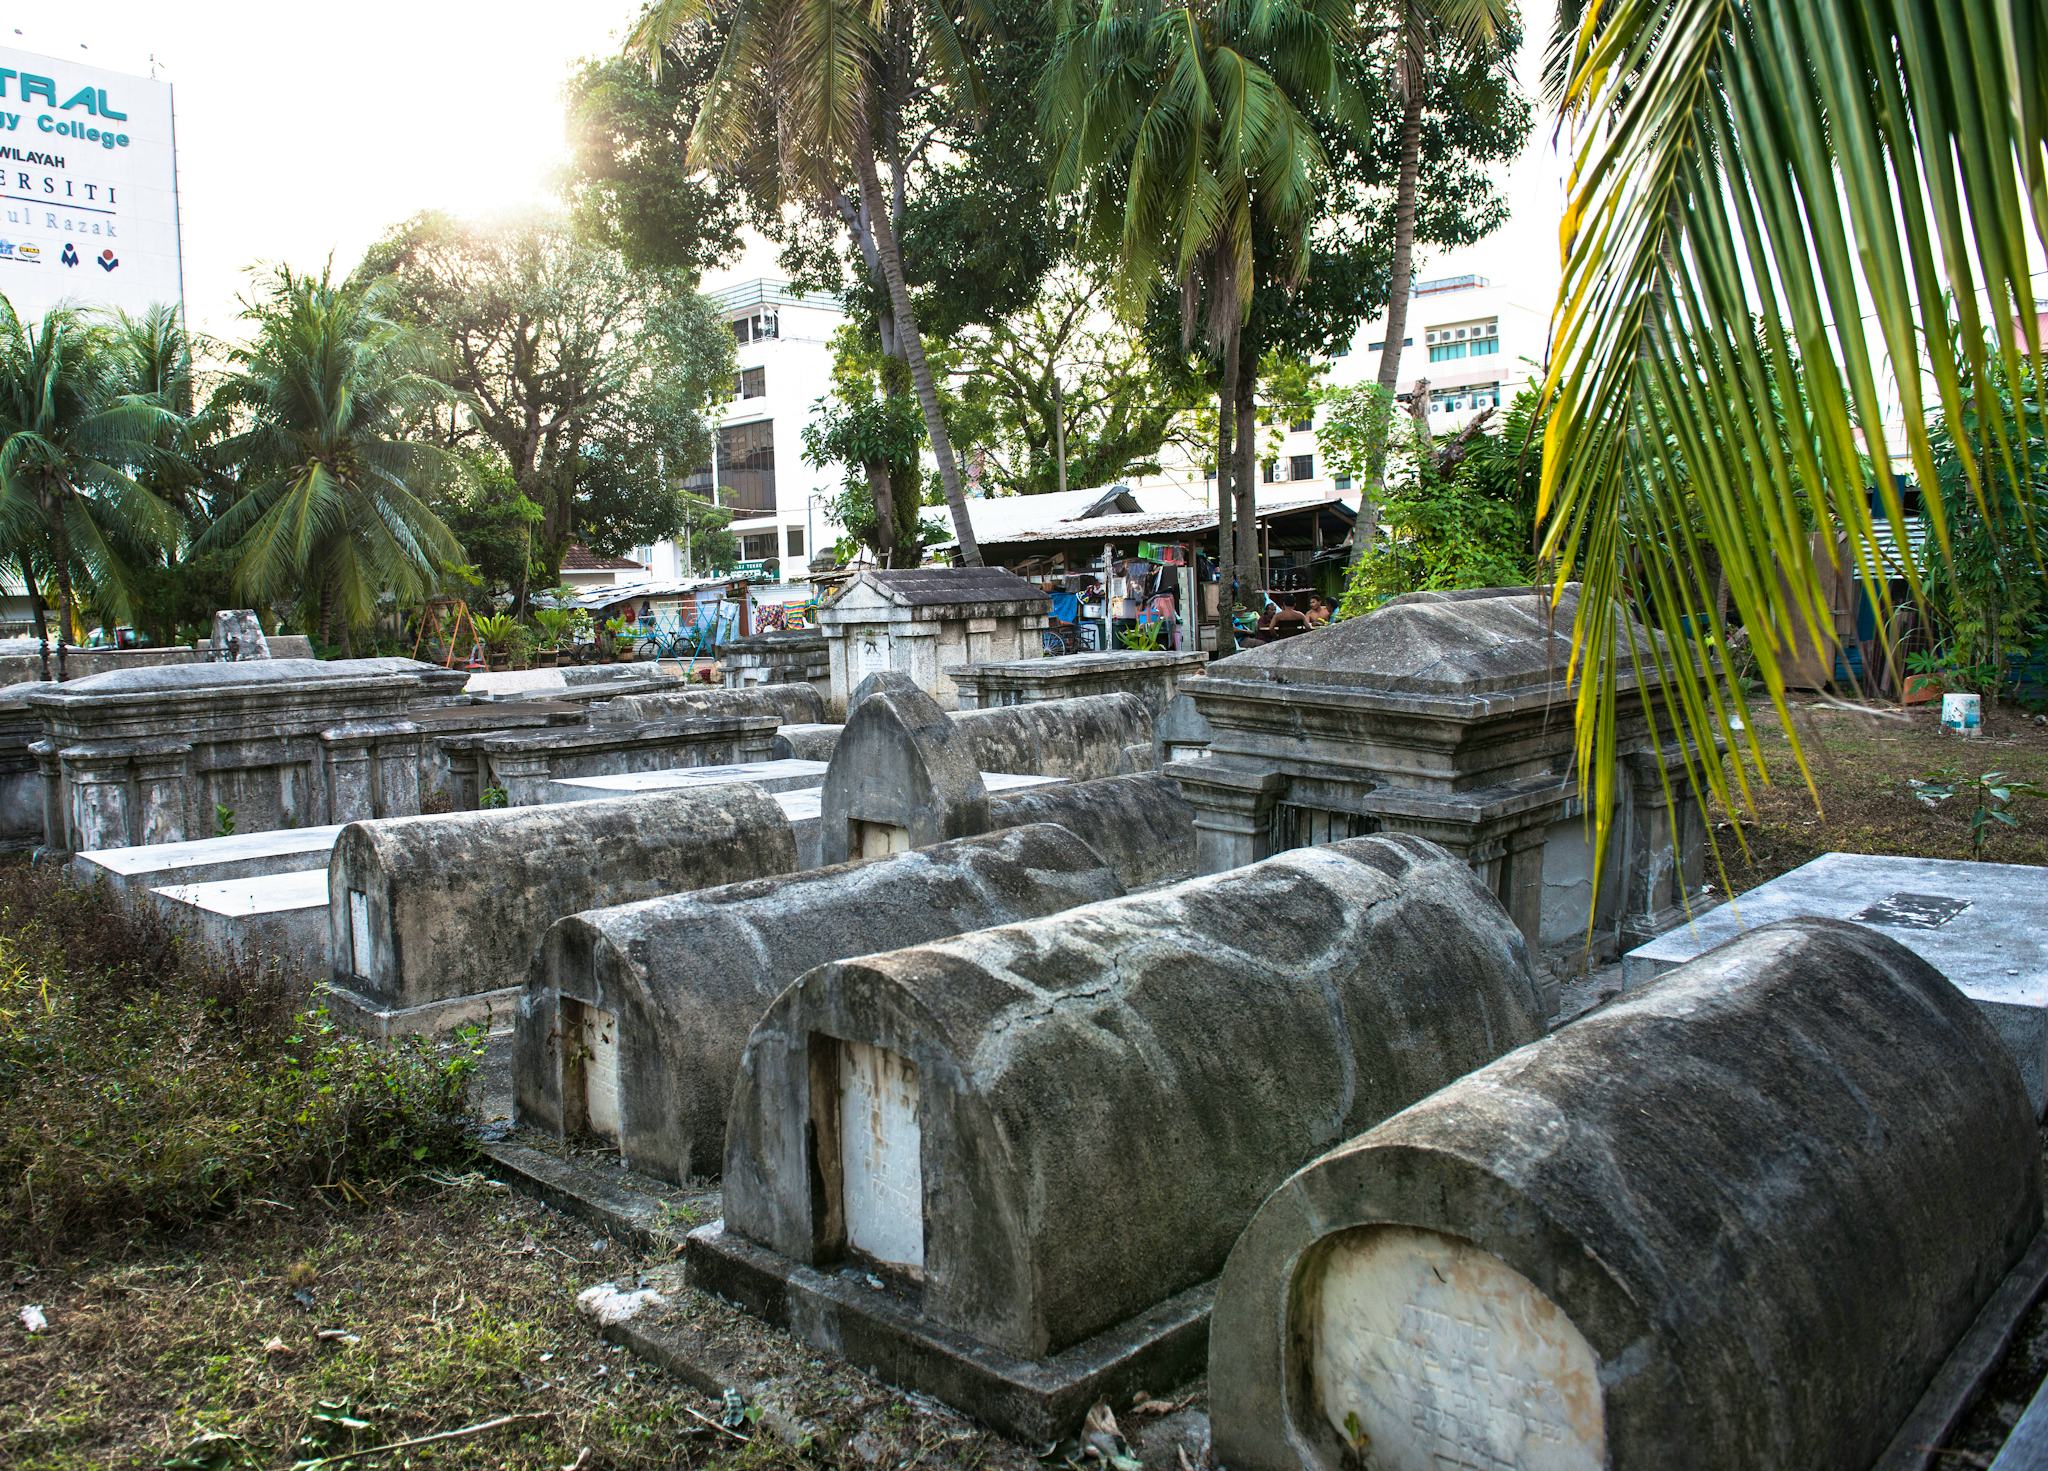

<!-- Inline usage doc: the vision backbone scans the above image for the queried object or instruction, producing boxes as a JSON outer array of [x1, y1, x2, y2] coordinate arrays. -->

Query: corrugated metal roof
[[976, 494, 1350, 546]]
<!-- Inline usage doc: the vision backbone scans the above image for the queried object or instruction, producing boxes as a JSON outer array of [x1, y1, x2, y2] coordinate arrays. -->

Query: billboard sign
[[0, 47, 182, 325]]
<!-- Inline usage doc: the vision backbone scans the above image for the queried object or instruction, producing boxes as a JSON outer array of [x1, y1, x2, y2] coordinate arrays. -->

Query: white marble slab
[[152, 867, 330, 917], [80, 824, 343, 878]]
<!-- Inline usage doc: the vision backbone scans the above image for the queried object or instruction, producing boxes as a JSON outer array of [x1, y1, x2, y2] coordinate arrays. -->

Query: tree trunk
[[47, 493, 73, 682], [1234, 351, 1260, 598], [1354, 77, 1426, 572], [1215, 333, 1239, 656], [24, 558, 49, 683], [867, 458, 898, 568], [852, 135, 981, 566], [1053, 375, 1068, 498]]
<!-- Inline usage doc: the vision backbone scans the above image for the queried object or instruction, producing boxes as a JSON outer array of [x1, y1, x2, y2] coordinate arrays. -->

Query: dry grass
[[1708, 699, 2048, 894], [1, 1178, 825, 1471]]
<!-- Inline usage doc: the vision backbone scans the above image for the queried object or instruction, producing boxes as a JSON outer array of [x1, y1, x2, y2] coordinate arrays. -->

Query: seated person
[[1270, 593, 1312, 638], [1307, 593, 1334, 626]]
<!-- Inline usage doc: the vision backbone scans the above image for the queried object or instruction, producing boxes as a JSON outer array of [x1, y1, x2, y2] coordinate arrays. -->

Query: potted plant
[[603, 615, 638, 663], [531, 608, 574, 667], [474, 612, 518, 671], [1902, 649, 1951, 706]]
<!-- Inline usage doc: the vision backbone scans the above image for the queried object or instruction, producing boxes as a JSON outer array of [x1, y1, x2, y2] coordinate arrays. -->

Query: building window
[[732, 311, 779, 344], [1289, 414, 1313, 433], [1262, 459, 1277, 484], [1426, 319, 1499, 362], [738, 365, 766, 399], [1290, 454, 1314, 482], [632, 544, 653, 567], [1334, 474, 1353, 492], [738, 531, 780, 564], [786, 525, 805, 558], [683, 420, 777, 514], [1367, 337, 1414, 352]]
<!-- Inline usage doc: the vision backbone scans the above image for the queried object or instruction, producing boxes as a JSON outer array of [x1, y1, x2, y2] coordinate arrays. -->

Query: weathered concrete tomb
[[719, 628, 831, 699], [951, 649, 1208, 719], [951, 693, 1153, 781], [591, 682, 827, 728], [25, 658, 460, 852], [515, 823, 1128, 1185], [817, 567, 1049, 715], [818, 678, 1160, 865], [326, 784, 797, 1034], [1170, 584, 1708, 986], [1208, 919, 2043, 1471], [447, 715, 780, 807], [691, 833, 1545, 1438], [1625, 850, 2048, 1114]]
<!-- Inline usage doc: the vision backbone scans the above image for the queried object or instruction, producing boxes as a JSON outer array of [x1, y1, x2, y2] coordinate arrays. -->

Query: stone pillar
[[1169, 763, 1287, 874], [62, 745, 136, 852], [1619, 750, 1681, 947], [322, 728, 378, 825], [29, 740, 63, 851], [486, 749, 555, 807], [370, 725, 424, 817], [134, 741, 195, 847]]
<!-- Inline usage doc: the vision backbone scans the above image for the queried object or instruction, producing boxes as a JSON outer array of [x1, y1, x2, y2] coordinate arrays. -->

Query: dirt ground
[[6, 695, 2046, 1469], [1709, 697, 2048, 891]]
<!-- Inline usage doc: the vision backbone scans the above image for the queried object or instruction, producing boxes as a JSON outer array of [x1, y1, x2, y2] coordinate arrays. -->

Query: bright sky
[[7, 5, 1563, 340], [7, 2, 651, 337]]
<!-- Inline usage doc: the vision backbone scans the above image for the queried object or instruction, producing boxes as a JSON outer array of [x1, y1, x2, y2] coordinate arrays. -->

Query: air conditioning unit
[[1455, 328, 1468, 339]]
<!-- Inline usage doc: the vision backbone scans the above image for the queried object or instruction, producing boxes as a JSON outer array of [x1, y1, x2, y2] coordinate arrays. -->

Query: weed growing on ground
[[0, 861, 482, 1259]]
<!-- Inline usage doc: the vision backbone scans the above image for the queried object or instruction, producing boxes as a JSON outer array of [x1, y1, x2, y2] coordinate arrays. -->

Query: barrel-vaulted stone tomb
[[950, 692, 1153, 781], [515, 823, 1127, 1184], [326, 785, 796, 1034], [593, 682, 827, 728], [693, 833, 1545, 1438], [821, 680, 989, 863], [1208, 919, 2043, 1471], [982, 771, 1195, 891]]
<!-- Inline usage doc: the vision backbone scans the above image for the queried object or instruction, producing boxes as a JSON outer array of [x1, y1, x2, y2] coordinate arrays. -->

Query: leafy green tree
[[201, 266, 461, 654], [1349, 0, 1513, 564], [804, 337, 930, 568], [1329, 383, 1536, 611], [0, 298, 182, 678], [1044, 0, 1366, 607], [627, 0, 1061, 564], [1919, 356, 2048, 697], [563, 54, 741, 277], [360, 211, 733, 605], [952, 274, 1210, 497]]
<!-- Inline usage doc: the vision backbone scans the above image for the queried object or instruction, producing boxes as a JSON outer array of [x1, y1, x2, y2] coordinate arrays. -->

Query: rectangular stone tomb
[[324, 784, 797, 1037], [516, 822, 1127, 1184], [74, 822, 343, 892], [690, 833, 1545, 1440], [149, 868, 330, 977], [1209, 919, 2044, 1471], [547, 758, 829, 804], [1623, 852, 2048, 1114]]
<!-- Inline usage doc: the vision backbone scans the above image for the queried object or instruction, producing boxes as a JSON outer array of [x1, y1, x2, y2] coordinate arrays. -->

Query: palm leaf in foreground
[[1540, 0, 2048, 875]]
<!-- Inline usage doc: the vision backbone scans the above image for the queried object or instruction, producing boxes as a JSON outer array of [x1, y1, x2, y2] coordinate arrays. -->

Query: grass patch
[[0, 1179, 835, 1470], [0, 862, 480, 1259], [1709, 700, 2048, 893]]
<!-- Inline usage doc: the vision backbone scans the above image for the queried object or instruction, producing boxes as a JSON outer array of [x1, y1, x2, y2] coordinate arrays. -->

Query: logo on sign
[[96, 248, 117, 272], [59, 242, 77, 267], [0, 238, 36, 264], [15, 242, 38, 260]]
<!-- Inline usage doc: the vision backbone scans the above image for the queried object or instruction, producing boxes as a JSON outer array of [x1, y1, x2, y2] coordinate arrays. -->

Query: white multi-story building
[[633, 277, 849, 586]]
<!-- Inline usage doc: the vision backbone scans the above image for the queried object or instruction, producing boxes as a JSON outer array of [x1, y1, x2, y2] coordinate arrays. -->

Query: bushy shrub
[[0, 863, 480, 1258]]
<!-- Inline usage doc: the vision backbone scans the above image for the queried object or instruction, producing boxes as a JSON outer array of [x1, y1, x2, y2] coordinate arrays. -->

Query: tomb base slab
[[319, 980, 524, 1038], [687, 1221, 1211, 1443]]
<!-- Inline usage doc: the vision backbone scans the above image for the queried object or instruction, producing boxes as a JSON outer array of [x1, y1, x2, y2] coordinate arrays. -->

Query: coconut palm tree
[[0, 299, 183, 680], [201, 267, 461, 655], [1349, 0, 1511, 568], [1535, 0, 2048, 867], [1042, 0, 1367, 619], [628, 0, 990, 564]]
